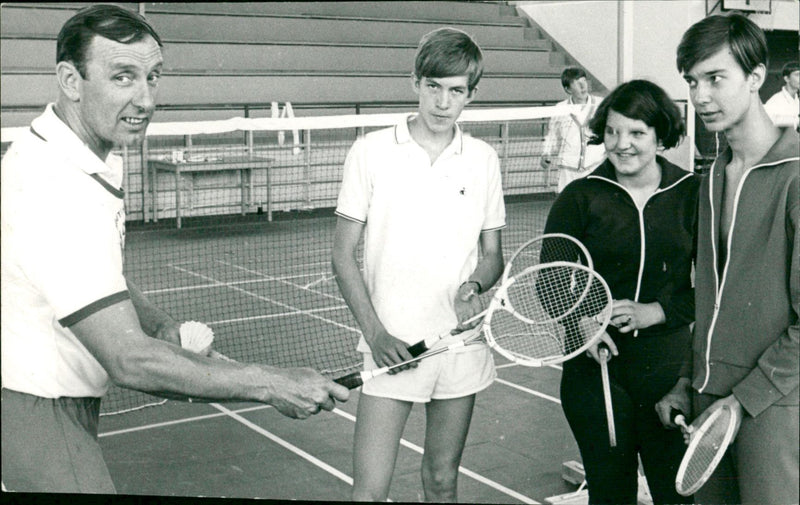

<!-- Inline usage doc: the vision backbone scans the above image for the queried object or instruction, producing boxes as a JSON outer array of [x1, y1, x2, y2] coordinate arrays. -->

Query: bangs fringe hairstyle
[[588, 79, 685, 150], [414, 27, 484, 91], [57, 4, 162, 78], [676, 13, 767, 76], [561, 67, 587, 89]]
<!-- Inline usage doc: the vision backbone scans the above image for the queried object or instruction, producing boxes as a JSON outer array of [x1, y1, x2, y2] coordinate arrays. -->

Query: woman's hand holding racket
[[610, 299, 666, 335]]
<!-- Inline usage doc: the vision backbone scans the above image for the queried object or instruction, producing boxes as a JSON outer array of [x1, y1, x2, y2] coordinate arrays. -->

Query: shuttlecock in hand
[[179, 321, 214, 356]]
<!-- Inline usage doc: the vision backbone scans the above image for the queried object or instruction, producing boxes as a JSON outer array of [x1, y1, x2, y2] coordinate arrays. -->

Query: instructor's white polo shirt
[[1, 104, 129, 398], [336, 116, 505, 352]]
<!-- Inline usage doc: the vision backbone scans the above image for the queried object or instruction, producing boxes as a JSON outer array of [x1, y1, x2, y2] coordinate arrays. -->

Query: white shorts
[[360, 346, 496, 403]]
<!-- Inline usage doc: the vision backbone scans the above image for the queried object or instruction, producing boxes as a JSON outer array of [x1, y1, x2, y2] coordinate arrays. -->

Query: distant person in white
[[764, 61, 799, 131], [540, 67, 606, 193]]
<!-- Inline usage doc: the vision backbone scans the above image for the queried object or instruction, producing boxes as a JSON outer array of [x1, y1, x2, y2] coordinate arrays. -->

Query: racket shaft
[[406, 309, 487, 357], [334, 339, 474, 389], [599, 348, 617, 447]]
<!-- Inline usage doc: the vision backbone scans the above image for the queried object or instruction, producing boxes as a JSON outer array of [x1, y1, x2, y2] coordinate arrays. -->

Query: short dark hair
[[588, 79, 685, 150], [57, 4, 163, 78], [782, 61, 800, 78], [561, 67, 587, 90], [414, 27, 483, 91], [676, 14, 767, 76]]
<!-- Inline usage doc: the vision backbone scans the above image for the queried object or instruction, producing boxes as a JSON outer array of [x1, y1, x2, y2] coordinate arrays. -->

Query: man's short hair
[[414, 27, 483, 91], [588, 79, 685, 150], [782, 61, 800, 78], [676, 14, 767, 76], [57, 4, 163, 78], [560, 67, 587, 90]]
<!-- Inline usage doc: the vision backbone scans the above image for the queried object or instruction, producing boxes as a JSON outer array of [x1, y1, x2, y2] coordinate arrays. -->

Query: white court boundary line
[[210, 403, 355, 485], [170, 264, 358, 337], [332, 408, 540, 504], [98, 367, 562, 503]]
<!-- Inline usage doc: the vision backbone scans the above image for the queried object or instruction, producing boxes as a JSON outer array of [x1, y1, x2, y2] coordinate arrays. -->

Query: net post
[[500, 121, 510, 191], [267, 158, 272, 221], [303, 129, 312, 210], [141, 138, 152, 223]]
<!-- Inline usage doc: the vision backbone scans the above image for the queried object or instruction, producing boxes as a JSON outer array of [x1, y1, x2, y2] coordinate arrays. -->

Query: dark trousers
[[560, 327, 691, 505], [1, 388, 116, 493]]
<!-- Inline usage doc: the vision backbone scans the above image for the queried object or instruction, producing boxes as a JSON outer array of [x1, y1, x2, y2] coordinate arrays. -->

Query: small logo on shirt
[[459, 187, 466, 195]]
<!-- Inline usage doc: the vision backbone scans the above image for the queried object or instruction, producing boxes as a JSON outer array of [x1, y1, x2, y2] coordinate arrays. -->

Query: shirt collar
[[592, 155, 690, 188], [31, 104, 124, 186], [394, 114, 465, 156], [567, 95, 598, 106], [782, 87, 799, 102]]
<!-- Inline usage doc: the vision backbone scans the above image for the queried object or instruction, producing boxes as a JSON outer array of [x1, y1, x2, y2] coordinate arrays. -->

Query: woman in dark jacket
[[544, 80, 699, 504]]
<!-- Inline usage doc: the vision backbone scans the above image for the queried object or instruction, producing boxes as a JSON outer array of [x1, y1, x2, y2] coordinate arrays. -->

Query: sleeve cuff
[[58, 290, 130, 327], [732, 367, 785, 418]]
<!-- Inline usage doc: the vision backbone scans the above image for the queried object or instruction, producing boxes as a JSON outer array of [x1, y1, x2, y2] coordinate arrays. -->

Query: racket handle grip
[[334, 372, 365, 390], [407, 340, 429, 357], [670, 408, 688, 428]]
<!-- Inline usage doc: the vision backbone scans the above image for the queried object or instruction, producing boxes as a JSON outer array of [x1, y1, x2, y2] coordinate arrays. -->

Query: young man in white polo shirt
[[332, 27, 505, 502], [764, 61, 799, 131], [1, 5, 348, 493]]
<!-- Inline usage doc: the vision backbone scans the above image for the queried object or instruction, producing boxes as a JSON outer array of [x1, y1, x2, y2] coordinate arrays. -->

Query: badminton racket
[[335, 261, 612, 388], [482, 261, 613, 367], [674, 403, 741, 496], [407, 233, 594, 357]]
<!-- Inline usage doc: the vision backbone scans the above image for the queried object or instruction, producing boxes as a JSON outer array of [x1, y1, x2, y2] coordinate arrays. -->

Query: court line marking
[[495, 378, 561, 404], [142, 270, 334, 295], [98, 365, 560, 438], [210, 403, 355, 485], [209, 304, 348, 326], [332, 408, 540, 504], [99, 369, 557, 502], [170, 265, 359, 336], [219, 260, 342, 302], [99, 404, 271, 437]]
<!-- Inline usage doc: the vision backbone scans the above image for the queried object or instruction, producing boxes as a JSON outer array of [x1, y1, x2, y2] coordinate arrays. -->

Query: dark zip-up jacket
[[545, 156, 700, 339], [690, 127, 799, 417]]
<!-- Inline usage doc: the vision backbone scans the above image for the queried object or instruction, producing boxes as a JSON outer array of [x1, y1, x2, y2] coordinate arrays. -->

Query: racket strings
[[678, 408, 733, 492], [506, 235, 591, 280], [489, 264, 612, 362]]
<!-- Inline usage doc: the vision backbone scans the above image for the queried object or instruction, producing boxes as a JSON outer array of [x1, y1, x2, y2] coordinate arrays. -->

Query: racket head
[[503, 233, 593, 283], [485, 262, 613, 367], [675, 404, 740, 496]]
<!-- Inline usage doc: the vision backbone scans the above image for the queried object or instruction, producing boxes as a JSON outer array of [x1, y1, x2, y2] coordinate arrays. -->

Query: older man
[[1, 5, 348, 493]]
